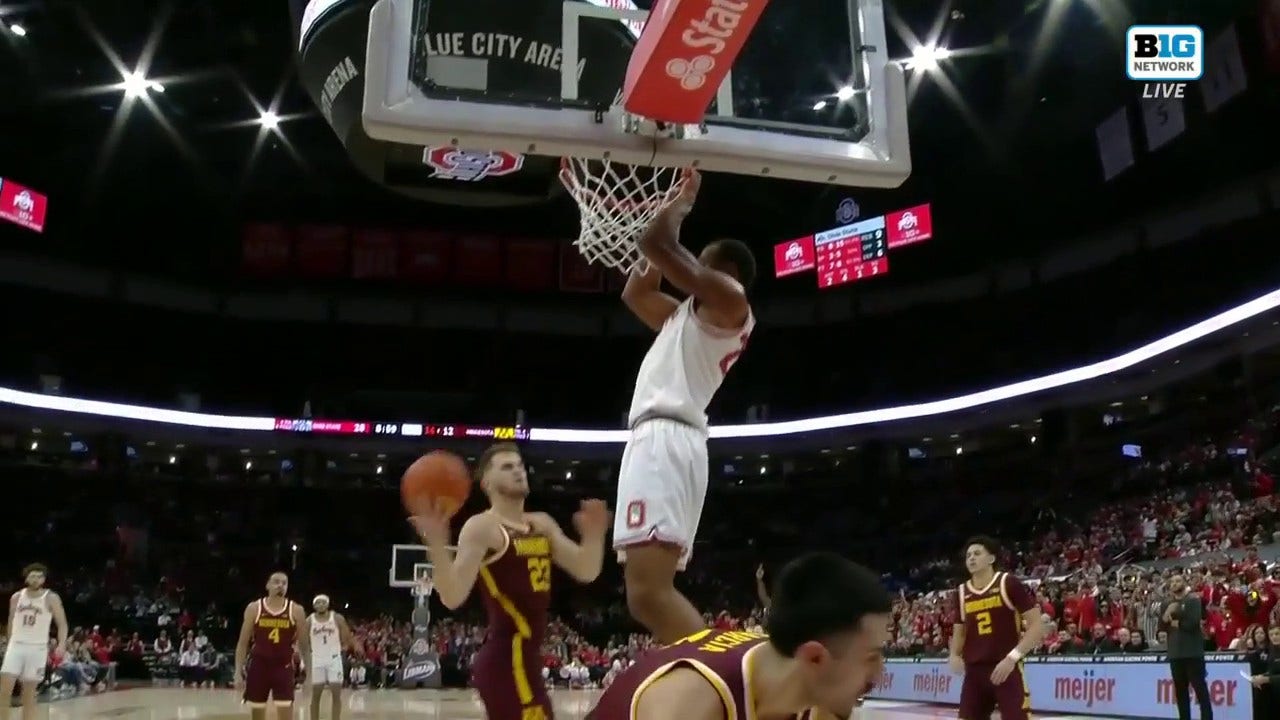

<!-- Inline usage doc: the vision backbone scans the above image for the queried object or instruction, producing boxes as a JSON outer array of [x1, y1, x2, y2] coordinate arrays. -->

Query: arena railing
[[1, 287, 1278, 443]]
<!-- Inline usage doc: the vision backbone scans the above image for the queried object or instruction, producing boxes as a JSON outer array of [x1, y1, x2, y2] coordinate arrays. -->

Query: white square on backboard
[[1126, 25, 1205, 82]]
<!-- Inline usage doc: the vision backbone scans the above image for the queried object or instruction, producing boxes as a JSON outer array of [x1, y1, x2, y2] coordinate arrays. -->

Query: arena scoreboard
[[273, 417, 529, 441], [772, 202, 933, 288]]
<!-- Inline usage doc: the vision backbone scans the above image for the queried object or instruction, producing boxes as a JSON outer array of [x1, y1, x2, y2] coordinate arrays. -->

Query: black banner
[[398, 606, 442, 689]]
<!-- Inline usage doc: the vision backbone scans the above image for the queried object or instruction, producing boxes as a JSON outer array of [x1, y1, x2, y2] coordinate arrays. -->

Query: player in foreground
[[587, 552, 891, 720], [306, 594, 361, 720], [948, 536, 1045, 720], [409, 442, 611, 720], [617, 168, 757, 644], [1, 564, 69, 720], [235, 572, 310, 720]]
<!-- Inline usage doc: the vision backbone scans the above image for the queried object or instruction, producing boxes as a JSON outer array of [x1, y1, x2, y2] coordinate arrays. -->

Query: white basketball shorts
[[613, 418, 709, 571], [310, 655, 344, 685], [1, 643, 47, 682]]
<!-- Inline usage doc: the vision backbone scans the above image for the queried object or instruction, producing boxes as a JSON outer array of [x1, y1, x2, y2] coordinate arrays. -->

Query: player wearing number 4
[[235, 572, 310, 720], [618, 168, 756, 645], [949, 536, 1045, 720], [410, 442, 610, 720]]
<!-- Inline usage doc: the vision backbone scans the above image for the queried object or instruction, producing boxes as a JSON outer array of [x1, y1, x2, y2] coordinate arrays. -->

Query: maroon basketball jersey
[[476, 520, 552, 647], [588, 630, 819, 720], [250, 598, 298, 663], [957, 572, 1035, 664]]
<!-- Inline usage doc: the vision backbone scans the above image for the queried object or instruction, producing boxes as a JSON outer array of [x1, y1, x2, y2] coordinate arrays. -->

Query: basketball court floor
[[31, 687, 1128, 720]]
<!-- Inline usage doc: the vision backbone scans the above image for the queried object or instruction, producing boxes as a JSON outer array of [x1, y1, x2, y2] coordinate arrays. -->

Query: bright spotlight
[[813, 100, 828, 111], [9, 24, 27, 37], [835, 86, 855, 101], [909, 45, 951, 71], [259, 111, 280, 130], [121, 72, 151, 99], [149, 81, 164, 93]]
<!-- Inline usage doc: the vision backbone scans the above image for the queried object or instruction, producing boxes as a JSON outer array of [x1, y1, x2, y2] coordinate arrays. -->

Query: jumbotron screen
[[772, 203, 933, 288]]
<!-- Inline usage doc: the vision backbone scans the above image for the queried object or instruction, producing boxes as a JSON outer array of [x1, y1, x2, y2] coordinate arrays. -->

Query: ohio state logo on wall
[[422, 147, 525, 182]]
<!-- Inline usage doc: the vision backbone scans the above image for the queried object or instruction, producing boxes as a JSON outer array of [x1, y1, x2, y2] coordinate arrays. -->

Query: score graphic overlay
[[0, 178, 48, 233], [773, 203, 933, 288], [273, 417, 528, 441]]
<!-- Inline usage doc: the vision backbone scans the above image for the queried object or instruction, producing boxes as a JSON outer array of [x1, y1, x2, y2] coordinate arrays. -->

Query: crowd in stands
[[2, 398, 1279, 696]]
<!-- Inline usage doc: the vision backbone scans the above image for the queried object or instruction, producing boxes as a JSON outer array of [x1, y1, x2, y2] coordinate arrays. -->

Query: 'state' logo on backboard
[[422, 147, 525, 182]]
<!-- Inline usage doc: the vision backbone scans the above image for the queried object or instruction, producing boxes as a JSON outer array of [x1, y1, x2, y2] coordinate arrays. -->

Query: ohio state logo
[[13, 191, 34, 212], [422, 147, 524, 182]]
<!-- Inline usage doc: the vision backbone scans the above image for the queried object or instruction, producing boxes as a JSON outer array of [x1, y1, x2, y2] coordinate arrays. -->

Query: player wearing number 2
[[949, 536, 1045, 720], [617, 169, 756, 645], [410, 442, 610, 720], [235, 572, 310, 720]]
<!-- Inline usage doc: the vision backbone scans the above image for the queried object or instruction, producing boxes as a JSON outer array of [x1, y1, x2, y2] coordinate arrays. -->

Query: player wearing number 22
[[410, 442, 611, 720], [948, 536, 1046, 720], [235, 572, 310, 720]]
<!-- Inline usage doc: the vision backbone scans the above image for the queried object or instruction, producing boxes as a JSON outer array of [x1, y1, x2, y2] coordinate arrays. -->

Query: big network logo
[[1126, 25, 1204, 99]]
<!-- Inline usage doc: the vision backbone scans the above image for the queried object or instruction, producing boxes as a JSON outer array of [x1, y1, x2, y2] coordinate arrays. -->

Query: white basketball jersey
[[627, 298, 754, 430], [309, 613, 341, 660], [9, 590, 53, 646]]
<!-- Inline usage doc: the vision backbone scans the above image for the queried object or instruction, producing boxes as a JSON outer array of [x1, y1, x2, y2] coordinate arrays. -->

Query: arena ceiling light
[[8, 23, 25, 37], [0, 286, 1278, 441], [258, 111, 280, 130], [905, 45, 952, 72]]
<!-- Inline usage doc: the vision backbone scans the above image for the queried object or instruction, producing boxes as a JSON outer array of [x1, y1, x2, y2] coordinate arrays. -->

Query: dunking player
[[948, 536, 1045, 720], [1, 564, 68, 720], [587, 552, 891, 720], [306, 594, 361, 720], [617, 169, 756, 643], [235, 572, 310, 720], [409, 442, 610, 720]]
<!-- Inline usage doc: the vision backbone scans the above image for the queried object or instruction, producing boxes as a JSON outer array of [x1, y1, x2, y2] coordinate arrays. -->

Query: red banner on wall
[[504, 238, 557, 290], [559, 242, 605, 292], [352, 229, 400, 279], [454, 234, 503, 286], [400, 230, 453, 283], [294, 225, 349, 278], [241, 223, 292, 275]]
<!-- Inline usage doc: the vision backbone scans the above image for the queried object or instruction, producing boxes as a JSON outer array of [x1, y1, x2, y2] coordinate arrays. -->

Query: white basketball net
[[559, 157, 686, 275]]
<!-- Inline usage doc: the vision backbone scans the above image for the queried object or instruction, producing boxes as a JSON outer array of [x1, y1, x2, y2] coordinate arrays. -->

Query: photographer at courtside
[[1163, 574, 1212, 720]]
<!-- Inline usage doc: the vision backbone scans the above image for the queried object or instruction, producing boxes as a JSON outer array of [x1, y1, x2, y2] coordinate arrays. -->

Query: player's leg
[[0, 673, 14, 720], [243, 661, 270, 720], [327, 659, 345, 720], [993, 662, 1032, 720], [308, 672, 325, 720], [956, 669, 996, 720], [614, 421, 708, 644], [272, 664, 295, 720], [16, 648, 44, 720]]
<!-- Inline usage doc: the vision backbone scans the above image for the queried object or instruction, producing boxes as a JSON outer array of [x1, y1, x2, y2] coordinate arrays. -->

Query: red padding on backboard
[[622, 0, 771, 124]]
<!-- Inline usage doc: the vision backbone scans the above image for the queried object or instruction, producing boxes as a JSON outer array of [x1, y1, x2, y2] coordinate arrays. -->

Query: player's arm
[[636, 170, 749, 327], [633, 668, 727, 720], [529, 506, 608, 584], [621, 262, 679, 332], [1005, 576, 1045, 660], [47, 591, 69, 651], [755, 565, 770, 610], [5, 593, 15, 638], [419, 513, 500, 610], [234, 601, 257, 681], [335, 613, 363, 655], [293, 603, 311, 664]]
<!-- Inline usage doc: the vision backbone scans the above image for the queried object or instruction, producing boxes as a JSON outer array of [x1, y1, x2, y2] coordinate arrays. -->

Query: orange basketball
[[401, 450, 471, 518]]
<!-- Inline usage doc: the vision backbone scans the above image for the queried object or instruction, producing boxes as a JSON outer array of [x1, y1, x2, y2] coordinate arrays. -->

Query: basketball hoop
[[559, 156, 687, 275]]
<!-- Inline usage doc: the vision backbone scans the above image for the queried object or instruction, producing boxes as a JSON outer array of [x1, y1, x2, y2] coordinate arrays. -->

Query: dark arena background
[[1, 0, 1280, 718]]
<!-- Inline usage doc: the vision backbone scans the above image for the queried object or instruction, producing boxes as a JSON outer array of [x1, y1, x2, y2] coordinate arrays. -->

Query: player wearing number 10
[[410, 442, 611, 720], [948, 536, 1045, 720]]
